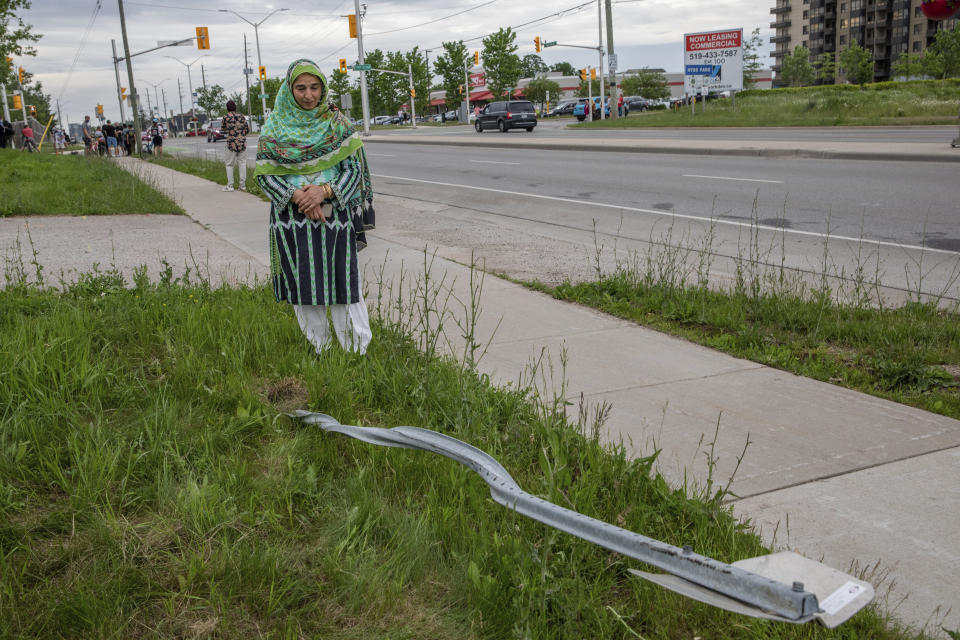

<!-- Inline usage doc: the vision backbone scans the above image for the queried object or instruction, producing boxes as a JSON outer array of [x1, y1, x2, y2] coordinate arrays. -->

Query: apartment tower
[[770, 0, 959, 83]]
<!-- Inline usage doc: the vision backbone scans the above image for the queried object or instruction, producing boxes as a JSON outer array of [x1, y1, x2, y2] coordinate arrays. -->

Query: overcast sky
[[17, 0, 774, 122]]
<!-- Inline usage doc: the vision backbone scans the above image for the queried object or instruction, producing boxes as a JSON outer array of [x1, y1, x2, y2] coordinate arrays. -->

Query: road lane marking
[[470, 160, 521, 165], [367, 153, 396, 157], [683, 174, 784, 184], [371, 173, 959, 256]]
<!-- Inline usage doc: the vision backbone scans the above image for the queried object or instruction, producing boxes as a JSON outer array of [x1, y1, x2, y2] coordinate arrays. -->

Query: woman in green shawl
[[256, 59, 375, 355]]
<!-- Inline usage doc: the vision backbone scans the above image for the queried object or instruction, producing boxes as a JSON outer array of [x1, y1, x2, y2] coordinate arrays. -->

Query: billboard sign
[[683, 28, 743, 93]]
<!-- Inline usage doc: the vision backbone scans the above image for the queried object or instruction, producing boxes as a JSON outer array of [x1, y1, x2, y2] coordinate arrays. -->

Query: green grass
[[575, 79, 960, 128], [0, 149, 184, 217], [145, 153, 268, 201], [0, 258, 929, 638]]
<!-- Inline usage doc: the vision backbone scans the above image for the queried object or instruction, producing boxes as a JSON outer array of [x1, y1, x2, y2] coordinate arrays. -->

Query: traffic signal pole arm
[[113, 37, 195, 62]]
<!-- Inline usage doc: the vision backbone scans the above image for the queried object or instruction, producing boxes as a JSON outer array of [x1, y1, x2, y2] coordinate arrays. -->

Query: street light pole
[[166, 55, 208, 135], [219, 8, 288, 120]]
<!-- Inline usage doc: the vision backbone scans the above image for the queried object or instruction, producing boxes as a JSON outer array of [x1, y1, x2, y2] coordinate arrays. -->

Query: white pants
[[224, 149, 245, 188], [293, 294, 372, 355]]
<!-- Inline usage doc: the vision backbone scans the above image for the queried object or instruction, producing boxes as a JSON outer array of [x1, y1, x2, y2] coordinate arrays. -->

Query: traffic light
[[458, 84, 464, 96], [348, 14, 358, 38], [579, 68, 587, 82], [4, 57, 11, 71], [121, 87, 127, 102], [195, 26, 210, 50], [339, 58, 347, 73], [29, 105, 36, 116], [12, 95, 21, 109], [259, 66, 267, 81], [590, 68, 596, 81], [18, 66, 24, 84], [96, 103, 104, 116], [473, 51, 479, 65], [410, 87, 416, 98], [534, 36, 541, 53]]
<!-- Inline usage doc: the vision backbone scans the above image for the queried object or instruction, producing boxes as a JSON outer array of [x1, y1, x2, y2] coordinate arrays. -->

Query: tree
[[328, 68, 351, 104], [779, 46, 815, 87], [575, 78, 601, 98], [891, 52, 924, 78], [924, 25, 960, 78], [742, 27, 764, 89], [0, 0, 41, 88], [839, 43, 873, 85], [523, 77, 560, 111], [815, 52, 837, 84], [481, 27, 522, 99], [621, 68, 670, 99], [400, 47, 430, 116], [521, 53, 548, 79], [196, 84, 228, 118], [364, 49, 394, 116], [434, 40, 468, 110], [15, 68, 51, 123], [246, 76, 283, 119], [549, 61, 576, 76]]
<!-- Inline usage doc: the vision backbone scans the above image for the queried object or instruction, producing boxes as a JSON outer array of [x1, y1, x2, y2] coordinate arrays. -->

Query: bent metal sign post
[[683, 28, 743, 94]]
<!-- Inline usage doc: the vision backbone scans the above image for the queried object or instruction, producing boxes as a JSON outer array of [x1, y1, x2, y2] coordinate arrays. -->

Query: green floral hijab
[[255, 59, 373, 209]]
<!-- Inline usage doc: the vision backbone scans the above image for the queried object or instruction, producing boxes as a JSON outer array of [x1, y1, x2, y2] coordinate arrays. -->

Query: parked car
[[623, 96, 649, 114], [475, 100, 537, 133], [371, 115, 393, 125], [573, 97, 610, 121], [206, 118, 225, 142], [545, 101, 577, 117]]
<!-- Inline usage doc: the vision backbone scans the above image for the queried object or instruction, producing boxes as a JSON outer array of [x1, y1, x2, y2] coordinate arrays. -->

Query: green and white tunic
[[257, 153, 365, 306]]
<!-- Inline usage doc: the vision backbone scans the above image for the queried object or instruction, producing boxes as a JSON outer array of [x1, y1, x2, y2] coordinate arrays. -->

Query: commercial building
[[770, 0, 959, 83]]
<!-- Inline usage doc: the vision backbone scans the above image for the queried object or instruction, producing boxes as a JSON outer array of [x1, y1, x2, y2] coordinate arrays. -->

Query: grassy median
[[0, 149, 183, 217], [576, 79, 960, 128], [0, 256, 929, 638]]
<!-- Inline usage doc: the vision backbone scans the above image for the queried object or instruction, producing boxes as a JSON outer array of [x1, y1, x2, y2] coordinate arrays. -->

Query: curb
[[365, 135, 960, 164]]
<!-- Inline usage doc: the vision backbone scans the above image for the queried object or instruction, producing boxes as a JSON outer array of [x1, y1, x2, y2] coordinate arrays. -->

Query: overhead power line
[[364, 0, 501, 37], [58, 0, 102, 106]]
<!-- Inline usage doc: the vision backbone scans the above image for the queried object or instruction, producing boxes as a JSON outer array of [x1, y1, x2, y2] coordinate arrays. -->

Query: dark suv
[[475, 100, 537, 133]]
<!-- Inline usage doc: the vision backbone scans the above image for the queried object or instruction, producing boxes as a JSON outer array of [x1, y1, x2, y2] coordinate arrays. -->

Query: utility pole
[[201, 63, 207, 90], [354, 0, 370, 135], [243, 33, 253, 121], [111, 39, 127, 123], [167, 55, 207, 135], [605, 0, 618, 120], [596, 0, 605, 120], [408, 63, 416, 128], [219, 7, 288, 121], [177, 77, 185, 135], [161, 87, 168, 130], [117, 0, 142, 153], [143, 86, 152, 115], [463, 58, 470, 123]]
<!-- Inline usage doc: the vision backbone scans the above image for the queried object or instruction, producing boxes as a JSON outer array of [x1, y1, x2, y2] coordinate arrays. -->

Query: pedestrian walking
[[255, 58, 376, 356], [125, 126, 136, 155], [150, 120, 163, 157], [103, 120, 118, 156], [221, 99, 250, 192], [20, 124, 38, 152]]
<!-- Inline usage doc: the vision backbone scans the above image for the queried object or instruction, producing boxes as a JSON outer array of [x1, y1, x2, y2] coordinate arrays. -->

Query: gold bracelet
[[324, 184, 333, 200]]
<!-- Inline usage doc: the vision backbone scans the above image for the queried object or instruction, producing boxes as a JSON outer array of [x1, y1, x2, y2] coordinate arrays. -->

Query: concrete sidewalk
[[124, 157, 960, 637]]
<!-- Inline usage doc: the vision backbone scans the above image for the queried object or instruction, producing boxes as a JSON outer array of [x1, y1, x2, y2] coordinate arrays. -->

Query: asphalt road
[[360, 141, 959, 252], [373, 118, 960, 144]]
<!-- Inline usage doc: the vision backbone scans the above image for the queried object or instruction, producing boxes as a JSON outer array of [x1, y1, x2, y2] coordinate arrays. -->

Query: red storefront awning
[[469, 90, 493, 101], [429, 97, 446, 106]]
